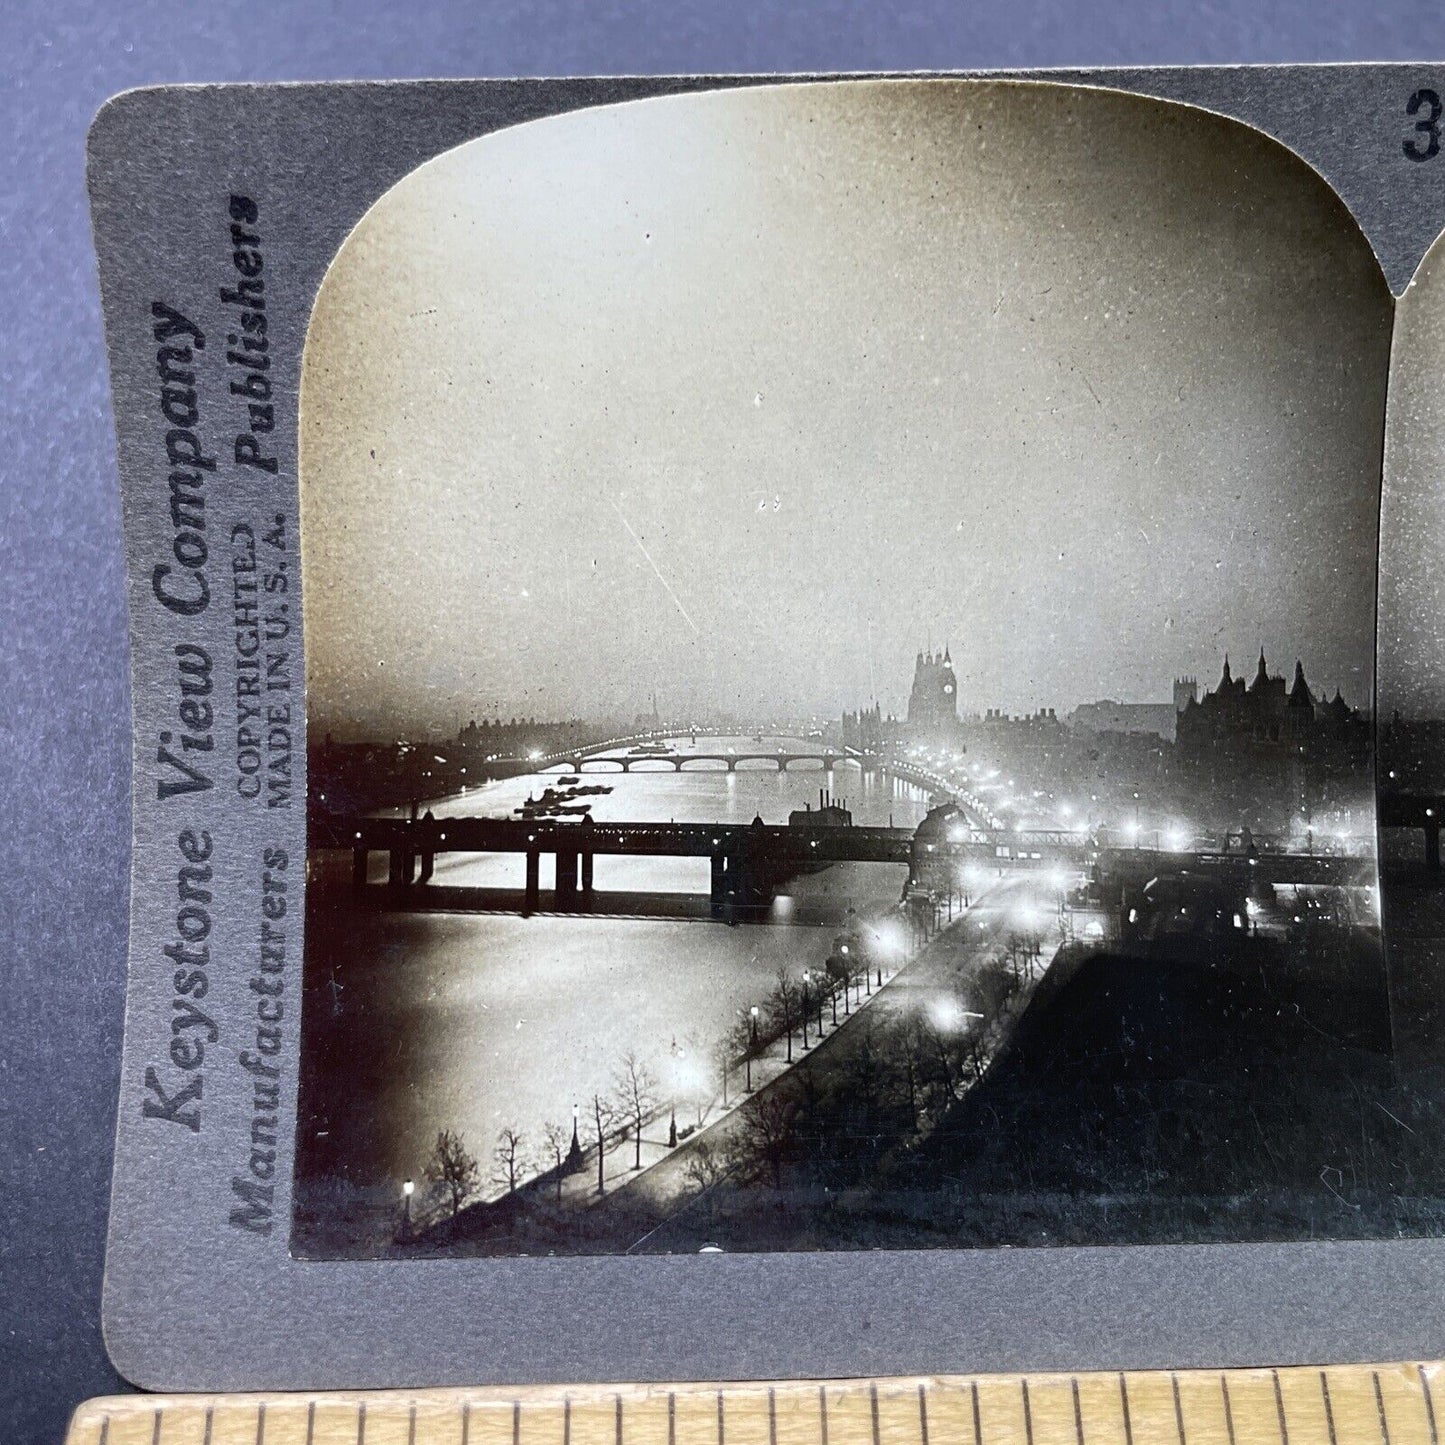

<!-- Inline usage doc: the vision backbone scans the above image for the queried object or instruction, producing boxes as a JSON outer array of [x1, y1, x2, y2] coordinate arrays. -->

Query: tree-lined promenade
[[399, 873, 1061, 1251]]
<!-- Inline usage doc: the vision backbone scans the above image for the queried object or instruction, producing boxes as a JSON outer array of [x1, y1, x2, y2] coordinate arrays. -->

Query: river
[[296, 736, 933, 1237]]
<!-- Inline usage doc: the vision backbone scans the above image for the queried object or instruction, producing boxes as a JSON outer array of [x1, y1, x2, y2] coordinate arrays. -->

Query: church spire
[[1289, 660, 1313, 707], [1220, 654, 1232, 688]]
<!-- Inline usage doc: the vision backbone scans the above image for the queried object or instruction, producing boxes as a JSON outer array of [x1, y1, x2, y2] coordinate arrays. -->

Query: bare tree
[[681, 1029, 714, 1125], [729, 1085, 801, 1189], [921, 1016, 960, 1104], [974, 955, 1020, 1018], [709, 1031, 734, 1112], [961, 1030, 990, 1084], [591, 1091, 616, 1195], [845, 940, 870, 1005], [822, 955, 846, 1023], [613, 1052, 660, 1171], [683, 1138, 730, 1194], [541, 1121, 569, 1202], [493, 1126, 526, 1196], [769, 966, 800, 1063], [424, 1128, 479, 1221], [841, 1015, 890, 1137], [892, 1017, 928, 1126]]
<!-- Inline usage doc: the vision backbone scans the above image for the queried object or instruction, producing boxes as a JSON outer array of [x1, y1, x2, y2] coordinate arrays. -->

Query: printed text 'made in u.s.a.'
[[233, 516, 293, 808]]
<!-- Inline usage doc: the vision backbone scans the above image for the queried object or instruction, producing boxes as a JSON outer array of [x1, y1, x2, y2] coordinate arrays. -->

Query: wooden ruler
[[62, 1365, 1445, 1445]]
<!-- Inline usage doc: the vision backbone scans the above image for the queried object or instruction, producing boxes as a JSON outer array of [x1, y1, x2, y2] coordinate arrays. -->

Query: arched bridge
[[543, 750, 880, 774]]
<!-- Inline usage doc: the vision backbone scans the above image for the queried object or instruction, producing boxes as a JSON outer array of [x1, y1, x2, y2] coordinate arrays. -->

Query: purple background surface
[[6, 2, 1445, 1440]]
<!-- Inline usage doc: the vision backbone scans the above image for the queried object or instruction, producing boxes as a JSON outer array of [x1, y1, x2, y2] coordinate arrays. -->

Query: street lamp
[[668, 1036, 689, 1146], [401, 1177, 414, 1241], [747, 1005, 759, 1092], [801, 971, 811, 1050]]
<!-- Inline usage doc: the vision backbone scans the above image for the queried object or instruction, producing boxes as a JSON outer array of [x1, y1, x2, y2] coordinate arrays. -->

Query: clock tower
[[906, 645, 959, 738]]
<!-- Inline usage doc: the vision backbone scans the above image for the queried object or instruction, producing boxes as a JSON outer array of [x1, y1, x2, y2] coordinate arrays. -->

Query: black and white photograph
[[292, 78, 1430, 1260]]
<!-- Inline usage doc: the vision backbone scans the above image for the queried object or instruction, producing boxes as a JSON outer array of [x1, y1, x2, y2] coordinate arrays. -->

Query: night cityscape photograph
[[290, 79, 1445, 1259]]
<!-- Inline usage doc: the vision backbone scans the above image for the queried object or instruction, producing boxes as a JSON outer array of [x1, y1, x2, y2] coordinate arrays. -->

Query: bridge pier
[[388, 848, 415, 888], [710, 853, 727, 918], [555, 850, 579, 909], [417, 851, 435, 885], [580, 851, 594, 907], [352, 847, 368, 890], [524, 849, 540, 913]]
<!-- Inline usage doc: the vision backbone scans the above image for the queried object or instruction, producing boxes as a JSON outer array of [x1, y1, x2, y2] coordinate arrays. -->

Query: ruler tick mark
[[1221, 1375, 1238, 1445], [1321, 1372, 1340, 1445], [1273, 1369, 1289, 1445], [1422, 1366, 1440, 1445], [63, 1368, 1445, 1445]]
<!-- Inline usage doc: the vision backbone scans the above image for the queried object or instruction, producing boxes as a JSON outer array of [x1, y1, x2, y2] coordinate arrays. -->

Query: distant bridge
[[542, 750, 880, 774], [314, 812, 1375, 918]]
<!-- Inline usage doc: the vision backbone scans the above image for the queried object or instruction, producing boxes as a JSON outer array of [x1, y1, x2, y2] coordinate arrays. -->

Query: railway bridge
[[314, 811, 1375, 919]]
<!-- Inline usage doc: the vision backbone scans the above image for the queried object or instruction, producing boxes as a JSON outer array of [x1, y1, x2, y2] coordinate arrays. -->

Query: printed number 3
[[1406, 89, 1442, 162]]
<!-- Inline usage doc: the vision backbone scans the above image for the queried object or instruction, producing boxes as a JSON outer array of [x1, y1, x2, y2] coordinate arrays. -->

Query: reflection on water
[[301, 737, 931, 1195]]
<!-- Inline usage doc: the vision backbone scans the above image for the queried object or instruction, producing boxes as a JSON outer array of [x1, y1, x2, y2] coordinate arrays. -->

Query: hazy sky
[[1381, 235, 1445, 720], [301, 79, 1390, 740]]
